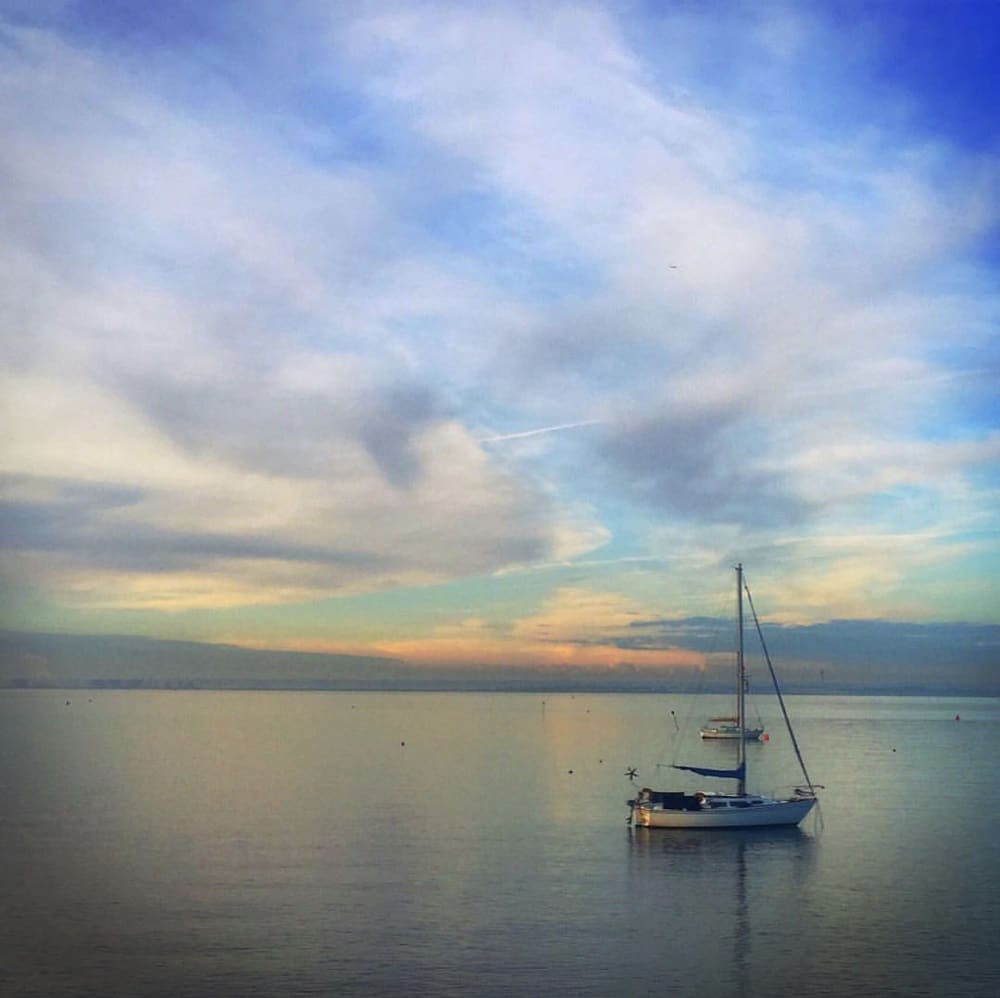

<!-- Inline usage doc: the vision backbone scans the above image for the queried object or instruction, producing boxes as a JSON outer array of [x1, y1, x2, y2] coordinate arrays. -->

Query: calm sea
[[1, 690, 998, 997]]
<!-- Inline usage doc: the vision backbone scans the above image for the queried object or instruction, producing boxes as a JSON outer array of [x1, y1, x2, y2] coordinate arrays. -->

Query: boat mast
[[736, 562, 746, 796]]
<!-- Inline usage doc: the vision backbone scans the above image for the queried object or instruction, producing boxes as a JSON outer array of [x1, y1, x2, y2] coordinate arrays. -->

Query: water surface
[[1, 691, 997, 996]]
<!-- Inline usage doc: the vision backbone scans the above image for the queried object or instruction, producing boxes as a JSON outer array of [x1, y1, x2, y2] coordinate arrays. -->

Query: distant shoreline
[[2, 628, 996, 697], [1, 679, 992, 697]]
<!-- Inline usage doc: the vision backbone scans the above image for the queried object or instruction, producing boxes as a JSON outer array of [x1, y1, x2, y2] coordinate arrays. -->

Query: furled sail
[[671, 761, 746, 780]]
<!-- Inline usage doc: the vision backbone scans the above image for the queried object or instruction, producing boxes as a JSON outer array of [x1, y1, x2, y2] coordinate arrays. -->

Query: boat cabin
[[631, 788, 775, 812]]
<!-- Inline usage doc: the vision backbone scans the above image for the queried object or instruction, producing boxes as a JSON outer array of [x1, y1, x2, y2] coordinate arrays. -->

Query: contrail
[[477, 419, 604, 443]]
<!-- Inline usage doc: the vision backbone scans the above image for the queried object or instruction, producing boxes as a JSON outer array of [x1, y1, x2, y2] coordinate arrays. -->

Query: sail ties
[[671, 761, 746, 780]]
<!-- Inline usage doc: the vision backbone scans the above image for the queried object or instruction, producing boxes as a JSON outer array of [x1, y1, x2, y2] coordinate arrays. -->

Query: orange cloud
[[376, 588, 705, 671]]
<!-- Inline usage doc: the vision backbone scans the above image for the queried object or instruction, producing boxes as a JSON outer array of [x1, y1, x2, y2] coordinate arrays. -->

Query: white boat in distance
[[627, 564, 819, 829], [699, 717, 765, 741]]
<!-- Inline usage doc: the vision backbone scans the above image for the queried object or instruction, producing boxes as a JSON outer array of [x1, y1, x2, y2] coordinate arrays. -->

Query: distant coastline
[[1, 629, 995, 697], [1, 679, 992, 697]]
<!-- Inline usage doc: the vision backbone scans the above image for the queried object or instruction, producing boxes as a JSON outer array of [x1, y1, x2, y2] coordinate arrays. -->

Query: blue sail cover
[[672, 761, 745, 780]]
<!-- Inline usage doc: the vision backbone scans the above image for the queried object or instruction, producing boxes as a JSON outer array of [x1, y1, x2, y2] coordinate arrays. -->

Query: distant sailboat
[[699, 716, 765, 741], [627, 564, 819, 829]]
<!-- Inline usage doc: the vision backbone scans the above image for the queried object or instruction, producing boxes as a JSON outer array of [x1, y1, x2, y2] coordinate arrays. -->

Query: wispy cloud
[[477, 420, 604, 443]]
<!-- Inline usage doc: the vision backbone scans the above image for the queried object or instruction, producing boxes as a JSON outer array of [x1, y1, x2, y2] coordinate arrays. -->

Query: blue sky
[[1, 1, 997, 687]]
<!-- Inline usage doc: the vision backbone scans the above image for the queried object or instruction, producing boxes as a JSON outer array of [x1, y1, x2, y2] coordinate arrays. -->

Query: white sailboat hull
[[632, 795, 815, 829]]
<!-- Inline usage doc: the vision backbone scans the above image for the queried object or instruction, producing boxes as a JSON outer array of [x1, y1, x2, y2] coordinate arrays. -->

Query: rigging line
[[743, 644, 767, 730], [743, 579, 817, 796], [664, 579, 736, 769]]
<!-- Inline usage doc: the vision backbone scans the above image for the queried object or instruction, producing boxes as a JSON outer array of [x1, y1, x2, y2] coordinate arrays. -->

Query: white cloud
[[0, 2, 996, 632]]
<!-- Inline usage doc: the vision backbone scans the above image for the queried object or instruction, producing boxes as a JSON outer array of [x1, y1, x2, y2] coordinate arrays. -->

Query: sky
[[1, 1, 998, 690]]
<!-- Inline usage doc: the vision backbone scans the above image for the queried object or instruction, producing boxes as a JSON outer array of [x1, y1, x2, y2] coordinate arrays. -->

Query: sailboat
[[627, 564, 819, 829], [699, 716, 765, 740]]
